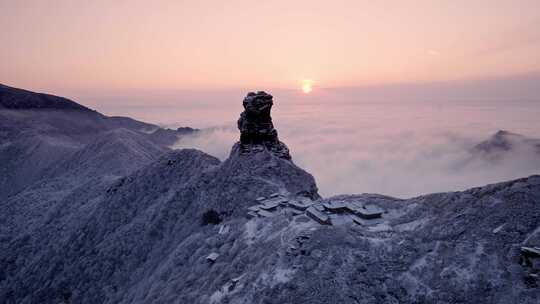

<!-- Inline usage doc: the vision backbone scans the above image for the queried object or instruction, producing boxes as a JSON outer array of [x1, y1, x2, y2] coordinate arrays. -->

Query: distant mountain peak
[[494, 129, 511, 136], [474, 129, 540, 155], [0, 84, 93, 111]]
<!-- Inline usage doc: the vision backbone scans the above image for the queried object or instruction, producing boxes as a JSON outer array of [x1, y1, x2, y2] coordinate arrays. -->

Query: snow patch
[[273, 268, 295, 285], [395, 218, 429, 232], [243, 220, 259, 245], [367, 222, 392, 232], [492, 224, 505, 234]]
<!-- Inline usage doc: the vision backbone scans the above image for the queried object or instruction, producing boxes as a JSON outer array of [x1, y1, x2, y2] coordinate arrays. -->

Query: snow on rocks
[[245, 193, 389, 229], [209, 275, 244, 304], [237, 91, 291, 159], [218, 225, 230, 235], [247, 205, 260, 212], [322, 200, 348, 212], [206, 252, 220, 263], [259, 197, 285, 210], [351, 204, 385, 219], [257, 209, 275, 218], [521, 246, 540, 258], [306, 206, 331, 225]]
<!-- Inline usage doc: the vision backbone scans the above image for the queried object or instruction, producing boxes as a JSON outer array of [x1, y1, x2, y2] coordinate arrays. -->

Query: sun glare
[[302, 80, 313, 94]]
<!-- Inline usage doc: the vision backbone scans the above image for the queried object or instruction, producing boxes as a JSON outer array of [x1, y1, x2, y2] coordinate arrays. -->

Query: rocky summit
[[0, 86, 539, 304], [237, 91, 291, 159]]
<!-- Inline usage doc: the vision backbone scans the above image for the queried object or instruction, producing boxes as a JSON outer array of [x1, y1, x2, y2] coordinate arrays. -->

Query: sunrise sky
[[1, 0, 540, 94]]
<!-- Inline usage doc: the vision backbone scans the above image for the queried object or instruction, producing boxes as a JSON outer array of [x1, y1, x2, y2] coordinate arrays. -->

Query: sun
[[302, 80, 313, 94]]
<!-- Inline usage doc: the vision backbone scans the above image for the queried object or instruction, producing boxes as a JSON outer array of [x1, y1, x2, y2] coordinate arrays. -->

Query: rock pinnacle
[[237, 91, 291, 159]]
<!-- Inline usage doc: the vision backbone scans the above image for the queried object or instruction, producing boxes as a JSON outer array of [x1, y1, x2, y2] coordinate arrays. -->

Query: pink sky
[[1, 0, 540, 93]]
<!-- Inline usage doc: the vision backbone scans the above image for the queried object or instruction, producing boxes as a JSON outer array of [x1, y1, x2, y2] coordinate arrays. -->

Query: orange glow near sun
[[302, 80, 313, 94]]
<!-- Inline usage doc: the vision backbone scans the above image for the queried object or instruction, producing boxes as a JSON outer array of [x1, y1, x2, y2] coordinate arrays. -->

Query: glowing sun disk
[[302, 80, 313, 94]]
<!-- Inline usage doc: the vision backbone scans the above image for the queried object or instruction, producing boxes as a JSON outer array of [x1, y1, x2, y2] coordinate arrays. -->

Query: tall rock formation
[[237, 91, 291, 159]]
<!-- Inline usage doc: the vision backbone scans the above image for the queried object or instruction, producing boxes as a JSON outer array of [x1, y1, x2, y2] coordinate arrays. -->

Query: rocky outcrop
[[237, 91, 291, 159], [0, 83, 94, 111]]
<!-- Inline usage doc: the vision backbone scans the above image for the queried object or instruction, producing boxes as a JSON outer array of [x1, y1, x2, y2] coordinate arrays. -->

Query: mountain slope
[[0, 88, 538, 303], [473, 130, 540, 157], [0, 84, 94, 111], [1, 152, 538, 303], [51, 128, 167, 179], [0, 142, 320, 303], [0, 85, 189, 199]]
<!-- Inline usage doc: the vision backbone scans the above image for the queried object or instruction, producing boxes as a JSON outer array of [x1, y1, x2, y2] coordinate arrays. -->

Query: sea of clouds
[[88, 82, 540, 198], [165, 89, 540, 198]]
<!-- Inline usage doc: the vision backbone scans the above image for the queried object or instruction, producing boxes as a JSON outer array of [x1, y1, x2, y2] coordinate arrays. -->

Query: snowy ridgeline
[[3, 145, 540, 304], [0, 84, 199, 200], [204, 177, 540, 304], [0, 85, 539, 304]]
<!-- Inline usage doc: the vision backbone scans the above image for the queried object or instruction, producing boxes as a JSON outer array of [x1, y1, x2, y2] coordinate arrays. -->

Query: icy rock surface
[[237, 91, 290, 159]]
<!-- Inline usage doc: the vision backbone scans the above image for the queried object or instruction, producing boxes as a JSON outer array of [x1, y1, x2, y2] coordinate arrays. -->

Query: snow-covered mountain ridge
[[0, 84, 197, 199], [0, 87, 539, 303], [0, 84, 94, 111]]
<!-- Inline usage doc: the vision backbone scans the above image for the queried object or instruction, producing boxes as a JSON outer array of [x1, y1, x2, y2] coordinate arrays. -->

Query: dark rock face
[[237, 91, 291, 159], [0, 83, 94, 111]]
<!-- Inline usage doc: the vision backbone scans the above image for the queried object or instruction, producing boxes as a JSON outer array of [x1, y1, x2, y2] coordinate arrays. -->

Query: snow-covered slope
[[51, 128, 167, 179], [0, 84, 189, 199], [0, 142, 320, 303], [1, 150, 538, 303], [1, 88, 539, 304]]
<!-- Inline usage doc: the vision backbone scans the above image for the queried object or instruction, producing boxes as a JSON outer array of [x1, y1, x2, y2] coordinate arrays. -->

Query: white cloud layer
[[171, 90, 540, 198]]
